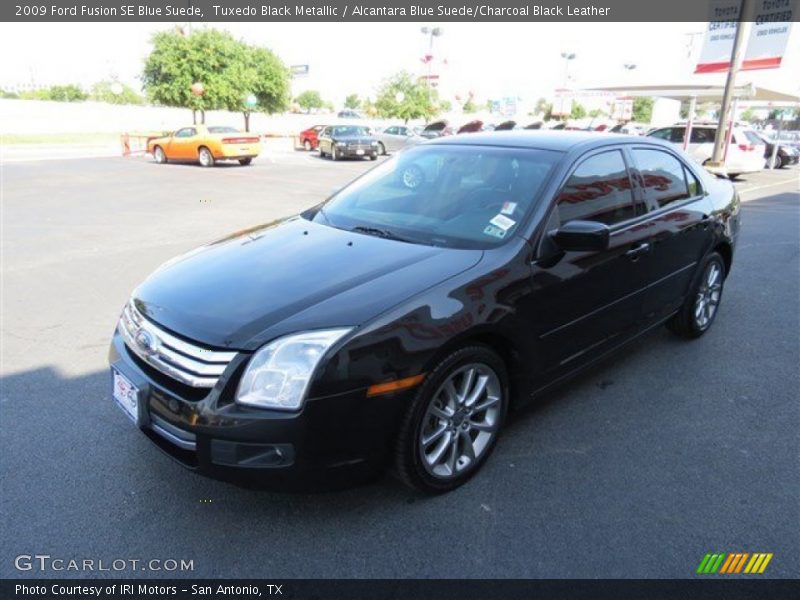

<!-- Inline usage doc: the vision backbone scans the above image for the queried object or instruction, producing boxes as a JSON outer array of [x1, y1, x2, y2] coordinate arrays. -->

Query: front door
[[530, 148, 652, 378]]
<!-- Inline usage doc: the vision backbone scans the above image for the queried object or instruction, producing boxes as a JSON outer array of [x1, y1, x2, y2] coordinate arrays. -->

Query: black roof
[[429, 130, 657, 152]]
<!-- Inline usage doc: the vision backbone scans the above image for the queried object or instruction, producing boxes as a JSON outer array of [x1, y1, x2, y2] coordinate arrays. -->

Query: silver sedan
[[374, 125, 421, 155]]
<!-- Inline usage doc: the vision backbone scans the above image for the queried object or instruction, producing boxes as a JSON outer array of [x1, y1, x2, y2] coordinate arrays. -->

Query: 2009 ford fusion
[[109, 131, 740, 493]]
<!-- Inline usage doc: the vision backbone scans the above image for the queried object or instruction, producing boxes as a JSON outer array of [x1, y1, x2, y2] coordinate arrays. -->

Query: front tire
[[378, 142, 386, 155], [666, 251, 726, 339], [153, 146, 167, 164], [198, 147, 215, 167], [331, 145, 339, 161], [394, 346, 509, 494]]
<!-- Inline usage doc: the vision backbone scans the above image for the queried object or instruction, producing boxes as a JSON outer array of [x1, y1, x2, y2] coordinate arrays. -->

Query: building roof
[[585, 83, 800, 104]]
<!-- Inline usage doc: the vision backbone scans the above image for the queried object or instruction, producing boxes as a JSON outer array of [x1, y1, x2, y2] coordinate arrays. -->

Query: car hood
[[133, 217, 483, 351]]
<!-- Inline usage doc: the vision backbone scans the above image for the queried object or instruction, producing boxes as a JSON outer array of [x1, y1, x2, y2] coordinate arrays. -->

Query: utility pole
[[710, 0, 750, 165]]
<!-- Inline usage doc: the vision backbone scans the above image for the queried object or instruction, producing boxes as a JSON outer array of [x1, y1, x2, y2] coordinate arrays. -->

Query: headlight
[[236, 328, 352, 410], [337, 141, 348, 147]]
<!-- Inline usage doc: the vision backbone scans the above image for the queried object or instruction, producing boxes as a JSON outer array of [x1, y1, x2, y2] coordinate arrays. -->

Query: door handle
[[625, 242, 650, 259]]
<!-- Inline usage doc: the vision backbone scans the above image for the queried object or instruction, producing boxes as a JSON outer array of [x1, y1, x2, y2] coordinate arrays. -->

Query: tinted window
[[649, 128, 673, 141], [321, 127, 331, 136], [384, 126, 397, 135], [685, 166, 702, 197], [690, 127, 716, 144], [207, 126, 239, 134], [333, 126, 369, 136], [312, 145, 560, 249], [556, 150, 637, 226], [633, 148, 690, 208], [398, 127, 408, 135]]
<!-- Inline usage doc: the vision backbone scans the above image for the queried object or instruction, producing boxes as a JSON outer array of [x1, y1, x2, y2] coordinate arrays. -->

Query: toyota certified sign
[[695, 0, 795, 73]]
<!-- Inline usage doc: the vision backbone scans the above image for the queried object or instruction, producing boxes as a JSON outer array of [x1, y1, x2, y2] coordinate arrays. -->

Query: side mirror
[[550, 220, 610, 253]]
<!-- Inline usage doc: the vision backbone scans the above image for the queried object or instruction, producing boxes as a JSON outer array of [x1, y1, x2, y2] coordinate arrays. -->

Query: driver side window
[[175, 128, 196, 138]]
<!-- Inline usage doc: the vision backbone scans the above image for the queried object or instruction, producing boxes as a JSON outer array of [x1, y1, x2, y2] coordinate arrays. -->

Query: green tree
[[588, 108, 606, 118], [344, 94, 361, 110], [632, 96, 654, 122], [570, 102, 587, 119], [295, 90, 324, 113], [21, 85, 88, 102], [375, 71, 437, 123], [462, 98, 478, 113], [0, 89, 19, 99], [438, 99, 452, 112], [143, 28, 289, 128], [534, 97, 550, 115], [740, 107, 757, 123], [90, 80, 144, 105]]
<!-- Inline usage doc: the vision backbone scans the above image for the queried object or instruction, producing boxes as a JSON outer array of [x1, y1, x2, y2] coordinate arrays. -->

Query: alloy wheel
[[694, 261, 722, 330], [418, 363, 503, 479]]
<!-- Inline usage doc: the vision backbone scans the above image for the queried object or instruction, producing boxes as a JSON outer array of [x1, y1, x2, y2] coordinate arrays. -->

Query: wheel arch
[[713, 241, 733, 279]]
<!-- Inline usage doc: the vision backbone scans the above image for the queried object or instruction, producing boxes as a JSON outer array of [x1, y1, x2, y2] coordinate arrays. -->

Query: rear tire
[[331, 145, 339, 161], [378, 142, 386, 156], [303, 139, 312, 151], [666, 251, 726, 339], [153, 146, 167, 164], [768, 155, 783, 169], [198, 147, 215, 167], [239, 158, 253, 166], [728, 173, 740, 180], [394, 345, 509, 494]]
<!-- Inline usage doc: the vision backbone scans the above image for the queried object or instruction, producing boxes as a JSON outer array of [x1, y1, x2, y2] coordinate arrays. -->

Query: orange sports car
[[147, 125, 261, 167]]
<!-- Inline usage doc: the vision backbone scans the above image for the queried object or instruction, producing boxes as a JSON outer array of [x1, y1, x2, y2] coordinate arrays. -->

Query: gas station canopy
[[586, 83, 800, 105]]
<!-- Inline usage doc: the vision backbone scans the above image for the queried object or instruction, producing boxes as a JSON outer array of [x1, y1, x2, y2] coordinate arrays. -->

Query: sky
[[0, 21, 798, 107]]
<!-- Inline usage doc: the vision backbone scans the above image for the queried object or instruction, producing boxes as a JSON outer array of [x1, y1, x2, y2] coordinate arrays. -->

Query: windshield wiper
[[350, 225, 412, 243]]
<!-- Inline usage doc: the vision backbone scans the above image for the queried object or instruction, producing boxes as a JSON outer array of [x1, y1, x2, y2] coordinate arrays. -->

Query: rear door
[[531, 147, 652, 375], [627, 146, 714, 324]]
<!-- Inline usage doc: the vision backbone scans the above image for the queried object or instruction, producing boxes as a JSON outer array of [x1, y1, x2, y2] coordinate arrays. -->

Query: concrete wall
[[0, 99, 396, 136]]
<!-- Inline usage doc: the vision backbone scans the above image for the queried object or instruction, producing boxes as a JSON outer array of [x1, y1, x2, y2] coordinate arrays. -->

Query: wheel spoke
[[422, 424, 447, 447], [460, 368, 476, 402], [430, 404, 453, 421], [469, 419, 495, 432], [444, 380, 459, 406], [459, 429, 476, 461], [446, 435, 459, 474], [472, 395, 500, 414], [427, 432, 452, 466], [465, 375, 489, 407]]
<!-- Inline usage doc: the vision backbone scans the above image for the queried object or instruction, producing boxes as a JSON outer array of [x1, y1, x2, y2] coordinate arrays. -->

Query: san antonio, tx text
[[15, 584, 278, 596], [212, 4, 612, 17]]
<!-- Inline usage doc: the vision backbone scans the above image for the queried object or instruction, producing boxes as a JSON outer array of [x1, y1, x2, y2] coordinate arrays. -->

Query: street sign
[[290, 64, 309, 76], [695, 0, 795, 73]]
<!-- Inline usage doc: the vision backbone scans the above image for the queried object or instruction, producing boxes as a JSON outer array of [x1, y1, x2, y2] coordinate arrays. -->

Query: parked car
[[457, 120, 484, 134], [110, 131, 740, 493], [494, 120, 517, 131], [296, 124, 326, 151], [147, 125, 260, 167], [318, 125, 379, 161], [744, 129, 799, 169], [374, 124, 420, 155], [337, 109, 363, 119], [647, 123, 764, 178], [419, 120, 453, 139], [609, 122, 648, 136]]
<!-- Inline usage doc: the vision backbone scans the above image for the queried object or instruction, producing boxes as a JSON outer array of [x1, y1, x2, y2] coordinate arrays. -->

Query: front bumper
[[108, 330, 410, 490], [336, 145, 378, 158]]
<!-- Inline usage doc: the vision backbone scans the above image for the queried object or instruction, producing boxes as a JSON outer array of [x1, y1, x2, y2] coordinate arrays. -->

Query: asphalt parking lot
[[1, 149, 798, 578]]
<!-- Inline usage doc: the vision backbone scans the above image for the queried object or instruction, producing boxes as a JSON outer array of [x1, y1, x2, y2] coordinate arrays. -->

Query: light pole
[[560, 52, 576, 87], [421, 27, 443, 90]]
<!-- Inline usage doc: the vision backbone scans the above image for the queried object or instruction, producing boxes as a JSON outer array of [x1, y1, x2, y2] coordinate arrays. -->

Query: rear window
[[632, 148, 691, 208], [207, 126, 239, 134], [690, 128, 716, 144]]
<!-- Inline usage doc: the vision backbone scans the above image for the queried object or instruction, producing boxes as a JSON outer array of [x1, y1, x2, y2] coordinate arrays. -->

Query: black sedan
[[318, 124, 379, 161], [109, 132, 740, 493], [745, 129, 800, 169]]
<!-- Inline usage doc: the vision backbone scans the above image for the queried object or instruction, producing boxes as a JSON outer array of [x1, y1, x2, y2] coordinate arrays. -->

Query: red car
[[296, 125, 325, 151]]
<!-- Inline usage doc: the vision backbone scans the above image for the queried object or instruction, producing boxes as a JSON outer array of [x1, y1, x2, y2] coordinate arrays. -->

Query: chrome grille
[[118, 301, 237, 388]]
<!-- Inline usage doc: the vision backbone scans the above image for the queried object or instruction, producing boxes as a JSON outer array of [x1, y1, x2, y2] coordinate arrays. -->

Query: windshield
[[207, 126, 240, 134], [310, 144, 561, 249], [333, 126, 369, 137]]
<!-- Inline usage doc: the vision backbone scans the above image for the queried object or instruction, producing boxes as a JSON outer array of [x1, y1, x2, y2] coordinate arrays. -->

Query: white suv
[[647, 124, 765, 179]]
